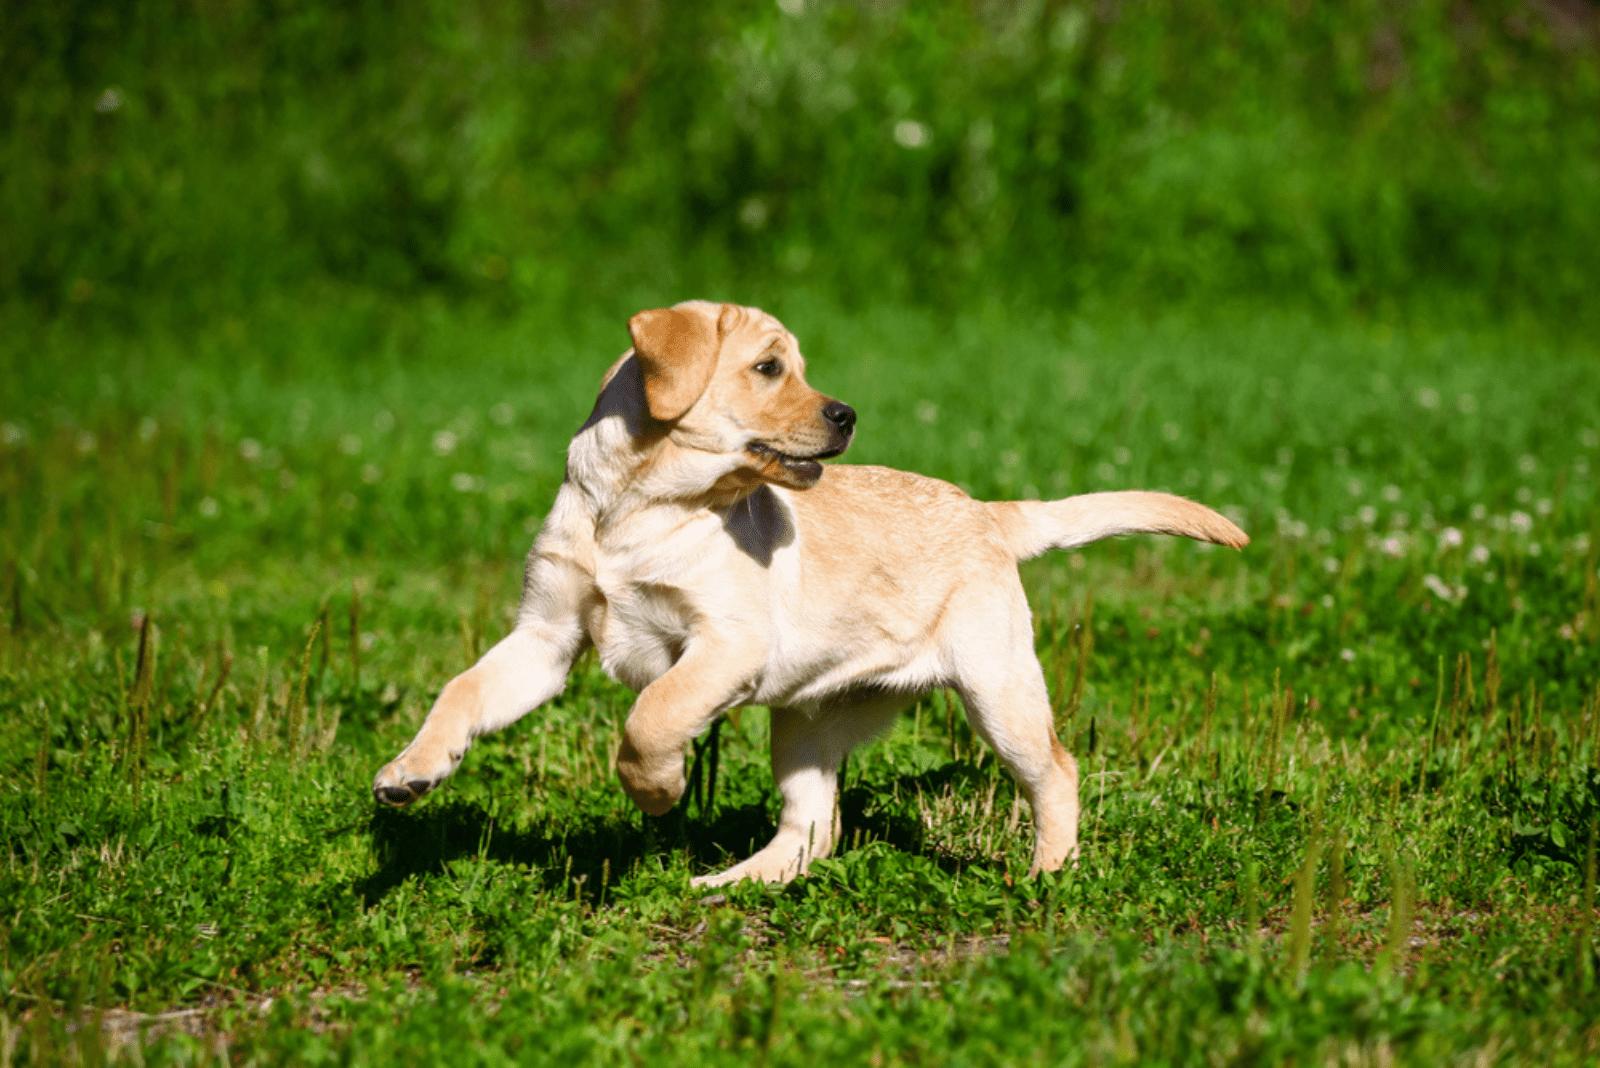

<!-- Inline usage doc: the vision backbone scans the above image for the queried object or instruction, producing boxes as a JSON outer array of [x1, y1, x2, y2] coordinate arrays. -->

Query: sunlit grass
[[2, 299, 1599, 1063]]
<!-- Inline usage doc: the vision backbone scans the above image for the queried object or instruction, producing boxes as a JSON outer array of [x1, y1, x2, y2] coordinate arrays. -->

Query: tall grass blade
[[1580, 816, 1597, 990], [194, 649, 233, 731], [1323, 824, 1347, 960], [1286, 825, 1321, 981], [1379, 850, 1416, 977], [349, 580, 362, 692], [285, 620, 321, 755]]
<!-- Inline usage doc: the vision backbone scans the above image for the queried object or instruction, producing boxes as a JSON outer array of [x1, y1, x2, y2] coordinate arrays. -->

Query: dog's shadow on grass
[[355, 759, 1003, 908], [356, 797, 782, 907], [840, 761, 1009, 874]]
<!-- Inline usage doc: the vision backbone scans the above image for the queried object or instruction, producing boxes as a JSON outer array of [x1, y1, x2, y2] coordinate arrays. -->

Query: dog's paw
[[691, 866, 766, 889], [618, 773, 685, 816], [371, 742, 462, 807], [690, 844, 810, 887], [372, 778, 437, 807], [614, 764, 684, 812], [615, 754, 686, 816]]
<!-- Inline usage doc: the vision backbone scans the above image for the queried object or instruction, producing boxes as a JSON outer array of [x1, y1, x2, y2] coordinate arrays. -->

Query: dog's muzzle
[[747, 401, 856, 485]]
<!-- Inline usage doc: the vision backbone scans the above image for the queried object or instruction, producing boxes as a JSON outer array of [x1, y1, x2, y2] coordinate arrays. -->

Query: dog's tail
[[986, 492, 1249, 562]]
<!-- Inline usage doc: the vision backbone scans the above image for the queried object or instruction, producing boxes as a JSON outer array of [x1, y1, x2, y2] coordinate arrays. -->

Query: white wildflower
[[738, 197, 769, 230], [893, 119, 930, 149], [1422, 573, 1467, 605]]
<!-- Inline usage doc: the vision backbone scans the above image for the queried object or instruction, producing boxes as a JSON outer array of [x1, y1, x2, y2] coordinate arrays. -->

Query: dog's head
[[625, 301, 854, 490]]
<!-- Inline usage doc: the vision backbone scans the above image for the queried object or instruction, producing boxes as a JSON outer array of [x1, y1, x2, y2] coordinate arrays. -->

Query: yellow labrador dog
[[373, 301, 1246, 887]]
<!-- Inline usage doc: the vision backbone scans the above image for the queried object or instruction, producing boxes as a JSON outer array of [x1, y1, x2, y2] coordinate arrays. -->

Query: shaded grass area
[[2, 300, 1600, 1063]]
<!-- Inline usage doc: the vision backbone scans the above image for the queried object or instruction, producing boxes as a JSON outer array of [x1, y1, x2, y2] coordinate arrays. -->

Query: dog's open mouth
[[746, 441, 843, 483]]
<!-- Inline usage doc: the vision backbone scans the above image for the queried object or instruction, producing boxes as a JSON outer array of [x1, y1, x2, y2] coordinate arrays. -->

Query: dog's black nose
[[823, 401, 856, 434]]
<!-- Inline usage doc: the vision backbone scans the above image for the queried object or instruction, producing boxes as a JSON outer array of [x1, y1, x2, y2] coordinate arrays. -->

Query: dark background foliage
[[4, 0, 1598, 323]]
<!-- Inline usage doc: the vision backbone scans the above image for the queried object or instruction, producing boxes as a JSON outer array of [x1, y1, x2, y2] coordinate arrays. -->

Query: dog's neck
[[565, 360, 759, 537]]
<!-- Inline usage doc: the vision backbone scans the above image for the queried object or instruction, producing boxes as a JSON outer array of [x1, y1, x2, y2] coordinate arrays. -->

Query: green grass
[[3, 297, 1600, 1064]]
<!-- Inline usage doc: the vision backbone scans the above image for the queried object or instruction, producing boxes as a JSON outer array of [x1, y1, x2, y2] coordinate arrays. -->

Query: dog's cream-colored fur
[[372, 301, 1247, 886]]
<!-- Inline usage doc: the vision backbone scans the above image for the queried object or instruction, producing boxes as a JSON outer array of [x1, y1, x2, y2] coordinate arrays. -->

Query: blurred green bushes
[[3, 0, 1597, 320]]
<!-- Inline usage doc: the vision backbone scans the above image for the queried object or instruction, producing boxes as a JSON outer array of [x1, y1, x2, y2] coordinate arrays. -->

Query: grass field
[[3, 294, 1599, 1063]]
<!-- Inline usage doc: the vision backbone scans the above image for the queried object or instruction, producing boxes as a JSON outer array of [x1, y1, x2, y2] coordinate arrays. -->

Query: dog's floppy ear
[[628, 305, 724, 422]]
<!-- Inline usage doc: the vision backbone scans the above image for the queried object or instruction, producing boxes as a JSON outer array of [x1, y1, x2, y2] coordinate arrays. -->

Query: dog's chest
[[582, 514, 750, 692]]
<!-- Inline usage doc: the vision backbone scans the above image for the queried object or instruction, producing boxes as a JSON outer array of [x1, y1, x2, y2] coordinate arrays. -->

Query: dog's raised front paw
[[371, 742, 462, 807], [372, 777, 439, 807], [617, 772, 685, 816], [615, 750, 686, 816]]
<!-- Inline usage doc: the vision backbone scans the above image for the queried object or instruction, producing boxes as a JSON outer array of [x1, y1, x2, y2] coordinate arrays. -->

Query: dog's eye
[[753, 357, 783, 378]]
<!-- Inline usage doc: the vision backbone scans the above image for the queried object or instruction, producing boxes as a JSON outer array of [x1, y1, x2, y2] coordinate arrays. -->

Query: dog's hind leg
[[948, 610, 1081, 875], [691, 694, 904, 888], [372, 552, 589, 807]]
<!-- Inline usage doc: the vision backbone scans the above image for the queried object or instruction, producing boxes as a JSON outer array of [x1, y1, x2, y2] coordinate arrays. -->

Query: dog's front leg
[[614, 638, 762, 816], [373, 553, 588, 806]]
